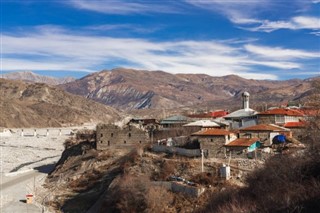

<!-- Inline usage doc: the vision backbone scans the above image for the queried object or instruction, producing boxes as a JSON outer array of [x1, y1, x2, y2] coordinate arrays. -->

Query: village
[[96, 92, 309, 160]]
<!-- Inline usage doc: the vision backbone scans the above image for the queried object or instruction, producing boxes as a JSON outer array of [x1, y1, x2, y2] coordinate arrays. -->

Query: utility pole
[[201, 149, 204, 173]]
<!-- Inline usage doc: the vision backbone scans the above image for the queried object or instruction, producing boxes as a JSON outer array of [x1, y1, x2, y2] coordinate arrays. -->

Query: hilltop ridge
[[60, 68, 314, 111]]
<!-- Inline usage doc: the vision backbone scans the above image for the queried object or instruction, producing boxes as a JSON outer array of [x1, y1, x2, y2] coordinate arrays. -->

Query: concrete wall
[[96, 124, 149, 150], [152, 145, 201, 157]]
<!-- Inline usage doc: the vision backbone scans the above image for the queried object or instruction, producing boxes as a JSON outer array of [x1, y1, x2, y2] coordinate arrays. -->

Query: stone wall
[[258, 115, 275, 124], [151, 145, 201, 157], [198, 136, 227, 158], [96, 124, 149, 150]]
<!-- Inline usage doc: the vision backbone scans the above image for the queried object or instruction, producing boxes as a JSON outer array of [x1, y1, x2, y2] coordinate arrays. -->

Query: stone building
[[96, 124, 149, 150], [191, 129, 237, 158], [257, 108, 305, 125], [239, 124, 292, 146], [224, 138, 262, 158]]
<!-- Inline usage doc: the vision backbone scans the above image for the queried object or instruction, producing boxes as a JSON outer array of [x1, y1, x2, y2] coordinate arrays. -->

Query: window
[[101, 133, 103, 137], [111, 133, 113, 137], [128, 133, 131, 137], [210, 139, 213, 142], [139, 141, 142, 144], [124, 140, 126, 144], [108, 141, 110, 146]]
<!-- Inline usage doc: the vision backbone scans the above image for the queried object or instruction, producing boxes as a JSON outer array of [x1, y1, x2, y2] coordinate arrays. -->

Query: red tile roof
[[225, 138, 260, 147], [258, 108, 305, 116], [240, 124, 290, 132], [192, 129, 232, 136], [187, 110, 229, 119], [284, 121, 306, 128]]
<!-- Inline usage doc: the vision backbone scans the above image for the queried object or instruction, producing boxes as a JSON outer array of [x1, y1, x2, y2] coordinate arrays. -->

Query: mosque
[[223, 92, 258, 129]]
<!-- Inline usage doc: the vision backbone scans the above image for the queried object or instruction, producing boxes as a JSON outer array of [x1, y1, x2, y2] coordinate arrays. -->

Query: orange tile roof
[[192, 129, 232, 136], [225, 138, 260, 147], [284, 121, 306, 128], [240, 124, 290, 132], [258, 108, 305, 116]]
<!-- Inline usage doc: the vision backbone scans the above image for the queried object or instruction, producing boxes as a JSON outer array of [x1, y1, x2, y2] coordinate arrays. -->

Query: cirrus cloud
[[2, 26, 319, 80]]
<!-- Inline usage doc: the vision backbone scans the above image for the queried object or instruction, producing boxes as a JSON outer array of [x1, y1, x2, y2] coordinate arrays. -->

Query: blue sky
[[1, 0, 320, 80]]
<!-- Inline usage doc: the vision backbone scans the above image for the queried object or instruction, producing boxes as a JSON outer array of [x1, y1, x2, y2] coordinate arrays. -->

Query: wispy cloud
[[245, 44, 320, 60], [85, 24, 163, 34], [2, 26, 319, 80], [68, 0, 180, 15], [186, 0, 320, 34], [185, 0, 269, 24], [248, 16, 320, 33]]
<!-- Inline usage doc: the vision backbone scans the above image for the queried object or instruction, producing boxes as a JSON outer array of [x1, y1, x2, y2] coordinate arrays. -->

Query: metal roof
[[224, 108, 257, 119], [183, 120, 220, 127]]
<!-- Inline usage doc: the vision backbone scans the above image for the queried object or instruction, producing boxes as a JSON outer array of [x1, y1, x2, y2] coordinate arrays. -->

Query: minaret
[[242, 92, 250, 110]]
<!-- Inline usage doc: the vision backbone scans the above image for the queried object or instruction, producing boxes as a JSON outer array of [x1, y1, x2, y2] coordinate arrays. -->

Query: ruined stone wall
[[96, 124, 149, 150], [198, 136, 227, 158]]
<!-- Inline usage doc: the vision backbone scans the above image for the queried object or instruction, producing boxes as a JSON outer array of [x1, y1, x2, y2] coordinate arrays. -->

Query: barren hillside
[[0, 78, 120, 128], [60, 68, 315, 111]]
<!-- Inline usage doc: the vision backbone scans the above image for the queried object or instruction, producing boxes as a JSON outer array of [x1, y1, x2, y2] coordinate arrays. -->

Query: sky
[[1, 0, 320, 80]]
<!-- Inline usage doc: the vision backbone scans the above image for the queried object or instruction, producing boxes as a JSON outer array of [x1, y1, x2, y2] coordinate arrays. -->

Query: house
[[239, 124, 292, 146], [191, 129, 237, 158], [224, 138, 261, 157], [258, 108, 305, 125], [223, 92, 258, 129], [160, 115, 191, 128]]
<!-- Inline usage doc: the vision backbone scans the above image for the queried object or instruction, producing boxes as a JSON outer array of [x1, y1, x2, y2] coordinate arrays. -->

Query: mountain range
[[60, 68, 316, 111], [1, 71, 75, 85], [1, 68, 317, 127]]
